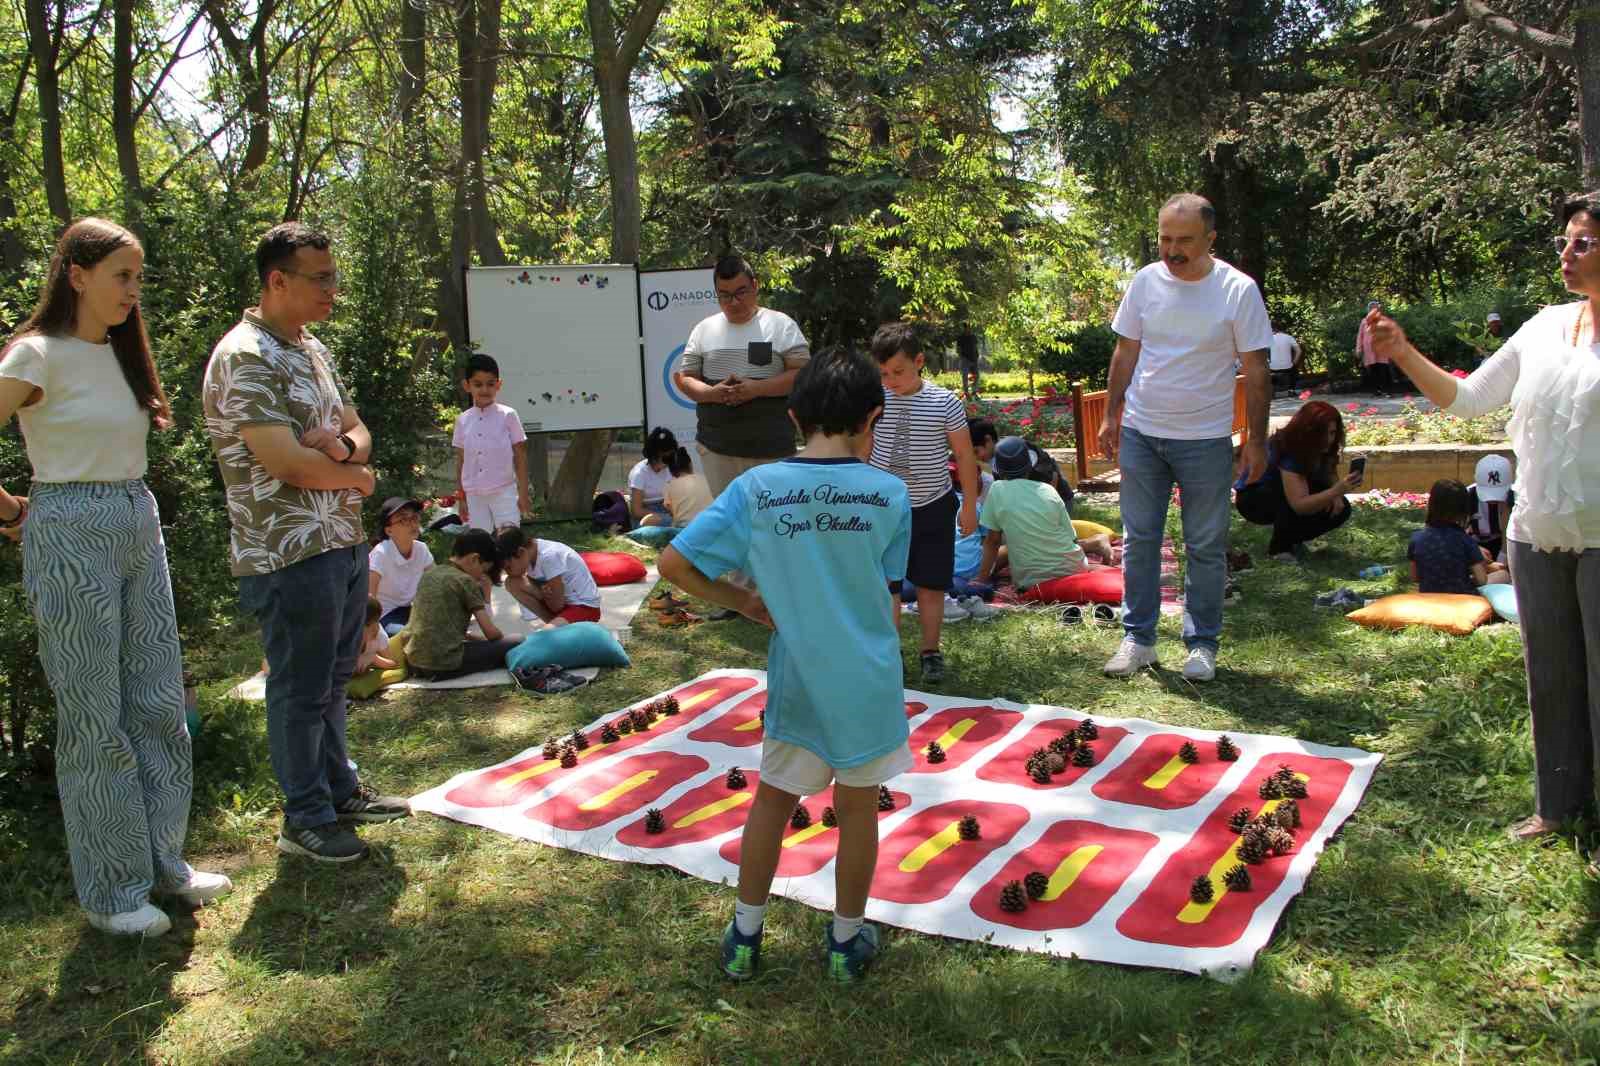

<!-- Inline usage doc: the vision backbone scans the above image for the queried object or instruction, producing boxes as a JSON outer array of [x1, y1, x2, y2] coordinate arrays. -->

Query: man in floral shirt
[[203, 222, 409, 864]]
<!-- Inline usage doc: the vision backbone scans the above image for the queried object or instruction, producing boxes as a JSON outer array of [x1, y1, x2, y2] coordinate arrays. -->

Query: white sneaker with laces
[[165, 869, 234, 906], [86, 903, 172, 938], [1103, 637, 1158, 677], [958, 596, 999, 621], [941, 595, 970, 621], [1182, 646, 1217, 682]]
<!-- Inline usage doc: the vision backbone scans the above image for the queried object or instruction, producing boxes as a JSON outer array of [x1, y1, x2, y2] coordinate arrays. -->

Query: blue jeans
[[1118, 425, 1233, 653], [240, 544, 369, 828]]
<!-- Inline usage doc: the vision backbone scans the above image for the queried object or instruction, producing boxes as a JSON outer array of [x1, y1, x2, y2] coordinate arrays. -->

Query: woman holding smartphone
[[1234, 400, 1362, 562], [1369, 191, 1600, 844]]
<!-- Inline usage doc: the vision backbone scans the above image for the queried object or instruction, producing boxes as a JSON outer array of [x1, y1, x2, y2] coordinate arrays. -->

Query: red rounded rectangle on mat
[[1091, 733, 1235, 810], [442, 675, 758, 807], [524, 751, 708, 831], [906, 706, 1023, 774], [1116, 752, 1356, 949], [615, 769, 762, 848], [873, 800, 1032, 904], [716, 786, 913, 878], [687, 690, 767, 747], [974, 718, 1131, 791], [904, 700, 928, 719], [970, 820, 1159, 930]]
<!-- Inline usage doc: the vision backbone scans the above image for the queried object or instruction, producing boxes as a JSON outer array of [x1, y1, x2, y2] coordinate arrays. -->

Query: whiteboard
[[464, 264, 644, 432]]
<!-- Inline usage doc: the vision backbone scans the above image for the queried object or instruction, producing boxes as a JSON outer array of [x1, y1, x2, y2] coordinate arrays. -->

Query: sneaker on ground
[[86, 903, 171, 938], [920, 651, 946, 684], [1103, 636, 1158, 677], [162, 869, 234, 906], [706, 607, 740, 622], [958, 596, 999, 621], [720, 920, 762, 981], [942, 595, 970, 621], [826, 922, 881, 982], [1182, 646, 1217, 682], [334, 782, 410, 823], [513, 665, 589, 697], [278, 819, 369, 863]]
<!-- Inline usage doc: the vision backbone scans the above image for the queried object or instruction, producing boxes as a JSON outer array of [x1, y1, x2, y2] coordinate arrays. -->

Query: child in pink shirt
[[453, 353, 529, 531]]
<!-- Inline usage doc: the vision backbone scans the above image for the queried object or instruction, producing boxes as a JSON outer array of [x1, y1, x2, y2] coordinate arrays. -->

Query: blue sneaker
[[825, 923, 881, 982], [720, 920, 762, 981]]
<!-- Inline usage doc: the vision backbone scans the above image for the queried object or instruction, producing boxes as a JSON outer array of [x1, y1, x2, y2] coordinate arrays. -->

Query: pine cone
[[1223, 864, 1251, 891], [1178, 741, 1200, 764], [1024, 871, 1050, 900], [878, 785, 895, 811], [790, 804, 811, 830], [1189, 875, 1215, 904], [661, 695, 680, 715], [570, 729, 589, 751], [644, 808, 665, 834], [1030, 763, 1053, 784], [559, 745, 578, 768], [1272, 763, 1297, 787], [1076, 718, 1100, 741], [600, 723, 621, 743], [1072, 745, 1095, 767], [1275, 799, 1301, 829], [926, 741, 947, 764], [615, 717, 634, 736], [1238, 829, 1270, 865], [822, 806, 837, 828], [542, 738, 560, 760], [1215, 735, 1240, 761], [1024, 748, 1050, 775], [629, 706, 652, 732], [1258, 776, 1284, 800], [999, 880, 1028, 913], [1286, 777, 1309, 799], [958, 814, 981, 841], [1046, 752, 1067, 774], [1267, 827, 1295, 855], [726, 767, 747, 790], [1049, 732, 1076, 755], [1227, 807, 1253, 834]]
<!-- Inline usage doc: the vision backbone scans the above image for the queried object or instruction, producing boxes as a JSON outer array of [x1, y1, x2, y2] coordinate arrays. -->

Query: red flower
[[1298, 390, 1312, 400], [1450, 369, 1469, 379], [1020, 417, 1033, 426], [1344, 403, 1360, 412], [1363, 407, 1380, 415]]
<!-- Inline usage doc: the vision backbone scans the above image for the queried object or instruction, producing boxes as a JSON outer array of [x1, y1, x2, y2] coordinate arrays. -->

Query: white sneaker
[[942, 596, 970, 621], [1182, 646, 1217, 682], [164, 869, 234, 906], [86, 903, 172, 938], [958, 596, 999, 621], [1103, 637, 1158, 677]]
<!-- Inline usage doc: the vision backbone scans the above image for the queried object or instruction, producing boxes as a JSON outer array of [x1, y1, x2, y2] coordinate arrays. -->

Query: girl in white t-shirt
[[628, 426, 677, 526], [368, 496, 435, 634], [0, 219, 229, 937]]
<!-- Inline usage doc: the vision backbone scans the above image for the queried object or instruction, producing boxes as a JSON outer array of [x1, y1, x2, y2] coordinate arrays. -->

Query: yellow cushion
[[1346, 593, 1493, 636], [1072, 519, 1116, 541]]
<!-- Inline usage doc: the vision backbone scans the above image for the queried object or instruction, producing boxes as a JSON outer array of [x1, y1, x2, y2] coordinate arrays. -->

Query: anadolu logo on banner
[[646, 291, 669, 312], [641, 268, 718, 443]]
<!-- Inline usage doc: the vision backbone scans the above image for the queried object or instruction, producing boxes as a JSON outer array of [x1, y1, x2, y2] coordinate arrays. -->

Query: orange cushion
[[1346, 593, 1493, 636], [1019, 567, 1124, 604], [579, 550, 648, 586]]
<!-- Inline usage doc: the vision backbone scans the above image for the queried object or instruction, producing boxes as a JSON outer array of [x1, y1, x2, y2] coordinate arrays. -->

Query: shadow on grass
[[230, 848, 408, 976]]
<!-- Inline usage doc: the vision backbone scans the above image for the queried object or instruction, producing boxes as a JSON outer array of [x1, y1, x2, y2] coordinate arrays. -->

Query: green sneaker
[[720, 920, 762, 981], [825, 923, 881, 982]]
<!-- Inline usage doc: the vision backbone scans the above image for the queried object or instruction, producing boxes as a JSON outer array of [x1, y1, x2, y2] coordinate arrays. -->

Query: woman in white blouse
[[1370, 191, 1600, 842]]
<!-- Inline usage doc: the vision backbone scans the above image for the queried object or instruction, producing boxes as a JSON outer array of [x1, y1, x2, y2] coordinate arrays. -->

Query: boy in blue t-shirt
[[660, 348, 913, 984]]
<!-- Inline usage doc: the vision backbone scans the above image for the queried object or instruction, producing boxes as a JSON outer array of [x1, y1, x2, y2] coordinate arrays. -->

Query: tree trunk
[[1578, 7, 1600, 186], [24, 0, 69, 224], [0, 62, 32, 272], [113, 0, 144, 218], [399, 0, 453, 364]]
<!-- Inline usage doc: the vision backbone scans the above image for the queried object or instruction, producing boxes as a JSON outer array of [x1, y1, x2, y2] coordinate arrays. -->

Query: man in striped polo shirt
[[673, 256, 809, 615], [869, 322, 981, 683]]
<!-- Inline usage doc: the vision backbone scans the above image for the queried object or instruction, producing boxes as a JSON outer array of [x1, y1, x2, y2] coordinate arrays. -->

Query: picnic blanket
[[226, 567, 657, 699], [411, 670, 1380, 978], [990, 536, 1183, 616]]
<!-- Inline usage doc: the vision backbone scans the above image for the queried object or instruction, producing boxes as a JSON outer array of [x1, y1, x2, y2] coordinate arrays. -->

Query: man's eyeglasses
[[285, 269, 341, 290], [1552, 235, 1600, 257], [716, 286, 754, 304]]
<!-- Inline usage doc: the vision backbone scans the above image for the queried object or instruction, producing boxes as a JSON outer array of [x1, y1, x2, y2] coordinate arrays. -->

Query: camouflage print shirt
[[203, 310, 365, 577]]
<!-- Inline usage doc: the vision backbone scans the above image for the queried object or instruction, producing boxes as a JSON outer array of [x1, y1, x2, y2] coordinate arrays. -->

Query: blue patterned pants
[[23, 480, 193, 915]]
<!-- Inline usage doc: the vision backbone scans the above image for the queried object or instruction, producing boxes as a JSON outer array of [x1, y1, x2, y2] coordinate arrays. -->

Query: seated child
[[494, 527, 602, 626], [628, 427, 678, 527], [405, 529, 523, 680], [658, 347, 913, 983], [1409, 478, 1510, 594], [348, 596, 407, 699], [663, 446, 713, 527], [369, 496, 435, 634], [1467, 453, 1514, 562], [974, 436, 1112, 592]]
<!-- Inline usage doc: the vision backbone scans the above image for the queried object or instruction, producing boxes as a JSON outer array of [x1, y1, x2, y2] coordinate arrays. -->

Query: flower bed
[[964, 385, 1076, 447], [1300, 377, 1511, 447]]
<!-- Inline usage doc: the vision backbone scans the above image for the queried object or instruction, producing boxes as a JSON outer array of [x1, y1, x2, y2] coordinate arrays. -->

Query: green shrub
[[1039, 323, 1115, 387]]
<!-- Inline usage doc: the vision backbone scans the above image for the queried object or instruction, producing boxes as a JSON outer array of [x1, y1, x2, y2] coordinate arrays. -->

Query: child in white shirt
[[628, 426, 678, 526], [453, 353, 529, 531]]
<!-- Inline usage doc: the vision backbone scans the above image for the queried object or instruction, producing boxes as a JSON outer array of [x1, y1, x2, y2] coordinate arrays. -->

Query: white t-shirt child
[[627, 459, 674, 505], [369, 537, 435, 615], [532, 539, 601, 609]]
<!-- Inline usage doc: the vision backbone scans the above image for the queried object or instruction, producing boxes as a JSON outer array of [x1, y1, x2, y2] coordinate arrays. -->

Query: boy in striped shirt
[[869, 322, 980, 683]]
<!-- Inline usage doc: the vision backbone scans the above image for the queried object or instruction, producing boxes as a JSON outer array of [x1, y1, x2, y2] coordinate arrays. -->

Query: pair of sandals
[[650, 591, 703, 627]]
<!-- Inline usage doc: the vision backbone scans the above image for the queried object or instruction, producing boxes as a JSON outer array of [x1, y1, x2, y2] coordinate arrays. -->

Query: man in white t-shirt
[[1098, 193, 1272, 682], [1269, 330, 1302, 395], [672, 255, 810, 613]]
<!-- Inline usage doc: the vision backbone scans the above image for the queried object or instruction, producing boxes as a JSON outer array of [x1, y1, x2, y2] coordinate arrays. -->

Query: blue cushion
[[622, 525, 681, 546], [1481, 582, 1519, 624], [506, 622, 630, 671]]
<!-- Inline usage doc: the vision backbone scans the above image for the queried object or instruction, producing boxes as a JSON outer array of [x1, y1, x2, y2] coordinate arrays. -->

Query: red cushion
[[1019, 567, 1124, 604], [579, 550, 648, 586]]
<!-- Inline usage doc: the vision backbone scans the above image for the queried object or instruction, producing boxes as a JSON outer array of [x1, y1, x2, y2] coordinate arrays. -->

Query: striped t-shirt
[[680, 307, 809, 458], [869, 380, 967, 507]]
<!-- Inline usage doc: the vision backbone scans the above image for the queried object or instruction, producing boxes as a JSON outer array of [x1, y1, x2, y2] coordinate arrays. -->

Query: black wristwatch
[[338, 433, 358, 462]]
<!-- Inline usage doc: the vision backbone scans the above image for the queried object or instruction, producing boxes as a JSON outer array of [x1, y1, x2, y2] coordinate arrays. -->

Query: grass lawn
[[3, 505, 1598, 1065]]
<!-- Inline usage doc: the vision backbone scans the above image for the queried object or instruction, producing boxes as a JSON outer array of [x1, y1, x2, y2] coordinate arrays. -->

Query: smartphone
[[1349, 456, 1367, 480], [747, 340, 773, 367]]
